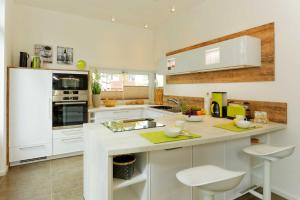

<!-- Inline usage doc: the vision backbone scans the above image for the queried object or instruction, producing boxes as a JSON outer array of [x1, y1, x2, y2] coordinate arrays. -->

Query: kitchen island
[[83, 113, 286, 200]]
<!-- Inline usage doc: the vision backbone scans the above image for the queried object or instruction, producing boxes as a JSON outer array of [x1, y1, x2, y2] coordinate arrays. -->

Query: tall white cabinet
[[9, 68, 53, 162]]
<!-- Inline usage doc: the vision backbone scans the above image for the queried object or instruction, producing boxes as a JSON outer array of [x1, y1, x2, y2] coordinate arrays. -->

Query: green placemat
[[141, 131, 201, 144], [215, 122, 261, 132]]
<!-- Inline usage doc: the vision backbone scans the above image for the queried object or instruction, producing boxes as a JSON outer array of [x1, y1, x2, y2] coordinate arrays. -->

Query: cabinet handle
[[62, 137, 83, 143], [164, 147, 183, 151], [19, 144, 45, 150]]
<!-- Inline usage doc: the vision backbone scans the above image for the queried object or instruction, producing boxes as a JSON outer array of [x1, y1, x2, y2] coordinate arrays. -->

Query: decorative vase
[[92, 94, 101, 108]]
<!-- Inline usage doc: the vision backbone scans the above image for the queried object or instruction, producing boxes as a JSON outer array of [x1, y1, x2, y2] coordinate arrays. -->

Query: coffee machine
[[211, 92, 228, 118]]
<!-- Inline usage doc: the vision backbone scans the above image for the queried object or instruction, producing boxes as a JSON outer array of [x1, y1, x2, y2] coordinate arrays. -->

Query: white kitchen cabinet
[[53, 128, 83, 155], [9, 68, 53, 162], [149, 147, 193, 200], [165, 36, 261, 75]]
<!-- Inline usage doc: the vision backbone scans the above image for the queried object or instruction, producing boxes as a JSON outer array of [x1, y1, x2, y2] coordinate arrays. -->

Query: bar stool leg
[[263, 160, 272, 200]]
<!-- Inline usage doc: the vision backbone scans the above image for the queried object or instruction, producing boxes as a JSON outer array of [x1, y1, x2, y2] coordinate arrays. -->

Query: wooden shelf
[[113, 170, 147, 190]]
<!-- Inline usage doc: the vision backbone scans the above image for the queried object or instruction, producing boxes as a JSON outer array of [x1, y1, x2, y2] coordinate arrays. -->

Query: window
[[124, 74, 149, 86], [156, 74, 164, 88], [99, 73, 123, 91], [92, 70, 151, 100]]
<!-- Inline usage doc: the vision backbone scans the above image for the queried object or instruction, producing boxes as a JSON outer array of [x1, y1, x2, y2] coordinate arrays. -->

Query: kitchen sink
[[150, 105, 181, 113]]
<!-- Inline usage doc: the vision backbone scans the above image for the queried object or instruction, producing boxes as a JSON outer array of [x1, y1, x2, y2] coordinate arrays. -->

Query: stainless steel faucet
[[167, 98, 180, 106]]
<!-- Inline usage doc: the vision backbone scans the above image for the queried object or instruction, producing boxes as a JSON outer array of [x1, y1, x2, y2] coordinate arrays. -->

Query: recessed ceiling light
[[111, 17, 116, 22], [144, 24, 149, 29], [170, 6, 176, 13]]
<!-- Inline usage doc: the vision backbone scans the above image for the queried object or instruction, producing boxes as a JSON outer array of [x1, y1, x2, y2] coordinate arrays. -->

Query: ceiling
[[14, 0, 203, 28]]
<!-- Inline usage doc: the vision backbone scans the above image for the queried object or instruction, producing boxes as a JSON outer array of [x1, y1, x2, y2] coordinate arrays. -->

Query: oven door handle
[[54, 102, 87, 105]]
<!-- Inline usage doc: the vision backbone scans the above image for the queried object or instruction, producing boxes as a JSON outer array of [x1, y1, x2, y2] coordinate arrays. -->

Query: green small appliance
[[227, 103, 246, 119], [31, 56, 42, 69], [211, 92, 228, 118]]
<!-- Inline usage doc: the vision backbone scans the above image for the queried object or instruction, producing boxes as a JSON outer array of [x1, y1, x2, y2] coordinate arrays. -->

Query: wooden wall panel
[[163, 95, 204, 108], [228, 99, 287, 124], [166, 23, 275, 84], [163, 95, 287, 124], [154, 88, 164, 105]]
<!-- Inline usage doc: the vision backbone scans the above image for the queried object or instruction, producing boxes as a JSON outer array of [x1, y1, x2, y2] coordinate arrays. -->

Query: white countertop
[[88, 105, 152, 112], [84, 114, 286, 156]]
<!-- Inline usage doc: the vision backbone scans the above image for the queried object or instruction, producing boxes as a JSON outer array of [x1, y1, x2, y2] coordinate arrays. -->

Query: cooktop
[[102, 118, 165, 133]]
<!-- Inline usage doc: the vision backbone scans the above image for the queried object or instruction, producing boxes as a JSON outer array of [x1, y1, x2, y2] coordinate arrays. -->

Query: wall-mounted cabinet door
[[9, 69, 53, 162], [149, 147, 192, 200]]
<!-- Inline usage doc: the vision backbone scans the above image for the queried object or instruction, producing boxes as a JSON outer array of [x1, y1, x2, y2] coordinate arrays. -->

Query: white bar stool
[[176, 165, 246, 200], [243, 144, 295, 200]]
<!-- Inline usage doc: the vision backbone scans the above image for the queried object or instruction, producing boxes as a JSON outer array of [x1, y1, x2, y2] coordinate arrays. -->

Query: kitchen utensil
[[19, 52, 29, 67], [164, 126, 182, 137], [235, 120, 254, 129], [103, 99, 116, 107], [184, 115, 204, 122], [175, 120, 185, 129]]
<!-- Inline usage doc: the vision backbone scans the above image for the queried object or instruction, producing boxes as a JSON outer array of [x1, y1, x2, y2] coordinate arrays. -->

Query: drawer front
[[53, 128, 83, 139], [53, 135, 83, 155], [10, 143, 52, 162]]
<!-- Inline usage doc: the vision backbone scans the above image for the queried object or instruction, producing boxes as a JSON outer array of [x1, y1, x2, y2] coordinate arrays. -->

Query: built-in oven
[[52, 72, 89, 129]]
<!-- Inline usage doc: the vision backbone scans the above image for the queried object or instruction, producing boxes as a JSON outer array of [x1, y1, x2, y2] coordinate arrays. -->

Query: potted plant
[[92, 70, 102, 107]]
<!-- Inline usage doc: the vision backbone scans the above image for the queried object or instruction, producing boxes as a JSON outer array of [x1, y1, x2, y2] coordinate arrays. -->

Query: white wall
[[11, 3, 154, 71], [154, 0, 300, 199], [0, 0, 6, 175]]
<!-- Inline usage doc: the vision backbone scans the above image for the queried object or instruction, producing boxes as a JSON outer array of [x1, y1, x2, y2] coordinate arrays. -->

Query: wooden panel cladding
[[154, 88, 164, 105], [166, 23, 275, 84], [229, 99, 287, 124], [163, 95, 204, 108], [163, 95, 287, 124]]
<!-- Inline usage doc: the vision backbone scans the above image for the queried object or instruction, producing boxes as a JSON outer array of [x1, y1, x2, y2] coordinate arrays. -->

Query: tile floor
[[0, 156, 83, 200], [0, 155, 285, 200]]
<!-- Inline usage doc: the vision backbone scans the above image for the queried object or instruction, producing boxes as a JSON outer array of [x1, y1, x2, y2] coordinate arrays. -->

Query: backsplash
[[163, 95, 287, 124]]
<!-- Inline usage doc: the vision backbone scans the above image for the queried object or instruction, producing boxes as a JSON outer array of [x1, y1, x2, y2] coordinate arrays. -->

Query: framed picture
[[34, 44, 53, 63], [57, 46, 73, 65]]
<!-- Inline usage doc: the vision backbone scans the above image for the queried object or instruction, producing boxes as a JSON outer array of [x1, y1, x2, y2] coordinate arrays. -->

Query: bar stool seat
[[176, 165, 245, 200], [243, 144, 295, 200], [243, 144, 295, 161]]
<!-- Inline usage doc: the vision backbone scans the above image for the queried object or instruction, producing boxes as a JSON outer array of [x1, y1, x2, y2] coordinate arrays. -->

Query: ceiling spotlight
[[170, 6, 176, 13], [111, 17, 116, 22], [144, 24, 149, 29]]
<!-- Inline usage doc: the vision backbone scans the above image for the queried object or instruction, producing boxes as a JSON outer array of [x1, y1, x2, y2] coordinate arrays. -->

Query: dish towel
[[214, 122, 261, 132], [141, 131, 201, 144]]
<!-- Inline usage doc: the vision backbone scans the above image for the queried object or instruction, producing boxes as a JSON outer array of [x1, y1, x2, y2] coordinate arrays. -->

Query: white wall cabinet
[[9, 68, 53, 162], [149, 147, 193, 200]]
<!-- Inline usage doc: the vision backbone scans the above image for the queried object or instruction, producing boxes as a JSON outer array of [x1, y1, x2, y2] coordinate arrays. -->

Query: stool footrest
[[249, 189, 263, 200]]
